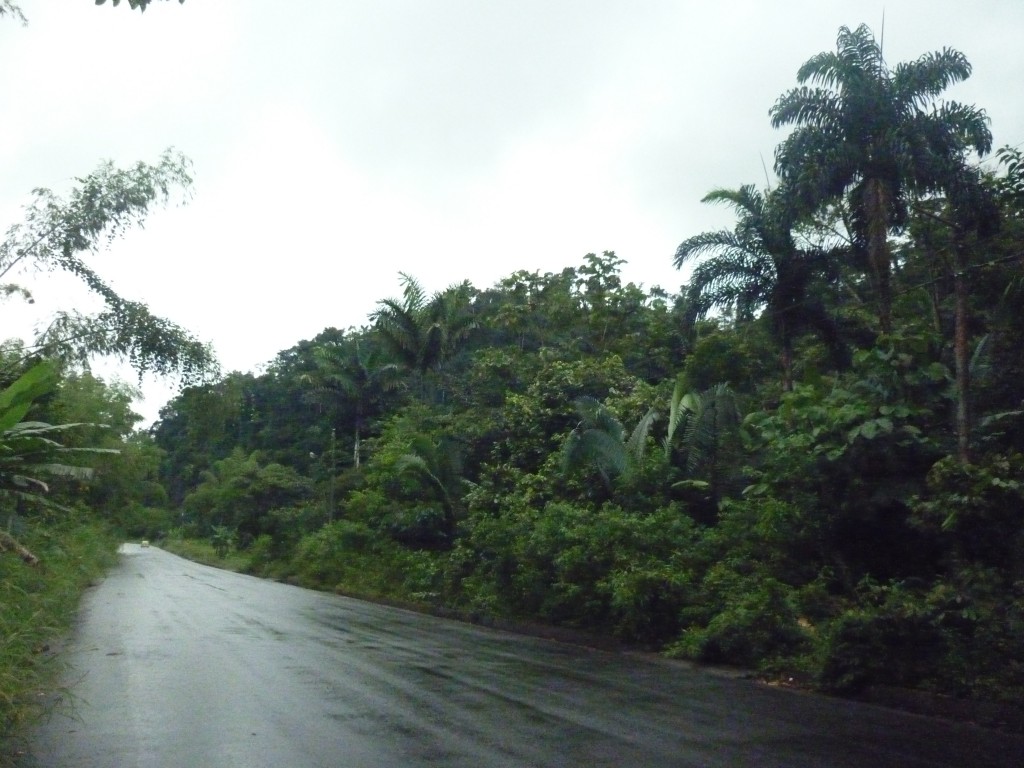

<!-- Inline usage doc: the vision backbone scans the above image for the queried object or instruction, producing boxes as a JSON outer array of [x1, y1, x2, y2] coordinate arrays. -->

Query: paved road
[[21, 544, 1024, 767]]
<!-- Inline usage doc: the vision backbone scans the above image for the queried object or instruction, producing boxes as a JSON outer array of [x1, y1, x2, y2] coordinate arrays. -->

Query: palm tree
[[560, 384, 743, 514], [561, 396, 633, 492], [674, 185, 842, 390], [370, 273, 429, 373], [371, 274, 477, 402], [770, 23, 992, 333], [925, 165, 1000, 464], [302, 337, 404, 468], [663, 380, 741, 477], [371, 274, 476, 375], [394, 434, 470, 540]]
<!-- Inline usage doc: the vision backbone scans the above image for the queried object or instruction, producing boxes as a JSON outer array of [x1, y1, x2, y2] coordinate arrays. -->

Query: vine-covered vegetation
[[4, 23, 1023, 743], [148, 26, 1024, 705]]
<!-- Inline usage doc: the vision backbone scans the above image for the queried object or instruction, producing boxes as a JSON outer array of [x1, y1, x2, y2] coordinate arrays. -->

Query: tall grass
[[0, 520, 117, 759], [160, 535, 251, 572]]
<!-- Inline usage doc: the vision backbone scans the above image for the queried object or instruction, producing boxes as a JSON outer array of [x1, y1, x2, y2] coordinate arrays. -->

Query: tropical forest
[[3, 20, 1024, 742]]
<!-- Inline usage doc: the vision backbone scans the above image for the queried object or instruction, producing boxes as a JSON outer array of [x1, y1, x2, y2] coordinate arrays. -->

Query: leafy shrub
[[669, 574, 813, 670], [900, 452, 1024, 699], [605, 558, 695, 646], [384, 505, 451, 549], [210, 525, 234, 558], [910, 452, 1024, 570], [293, 520, 372, 581], [819, 583, 947, 693], [115, 504, 174, 539], [450, 500, 700, 645], [245, 534, 281, 576]]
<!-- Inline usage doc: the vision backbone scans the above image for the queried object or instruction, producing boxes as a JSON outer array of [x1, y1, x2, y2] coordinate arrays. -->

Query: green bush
[[290, 520, 445, 605], [910, 452, 1024, 571], [669, 574, 813, 670], [292, 520, 375, 587], [449, 500, 700, 645], [244, 534, 280, 576], [210, 525, 234, 558], [820, 600, 946, 693]]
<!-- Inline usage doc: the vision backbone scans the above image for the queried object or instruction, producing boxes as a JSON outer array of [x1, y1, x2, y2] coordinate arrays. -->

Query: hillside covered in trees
[[145, 25, 1024, 708], [4, 20, 1023, 739]]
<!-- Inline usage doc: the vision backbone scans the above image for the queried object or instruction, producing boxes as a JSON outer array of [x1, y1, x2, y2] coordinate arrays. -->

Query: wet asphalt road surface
[[21, 544, 1024, 767]]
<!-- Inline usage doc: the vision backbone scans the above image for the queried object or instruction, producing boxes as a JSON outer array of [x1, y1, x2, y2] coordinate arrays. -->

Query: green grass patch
[[159, 536, 251, 573], [0, 521, 118, 761]]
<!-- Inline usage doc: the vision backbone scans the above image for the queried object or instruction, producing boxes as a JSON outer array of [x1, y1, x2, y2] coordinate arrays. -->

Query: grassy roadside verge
[[0, 521, 118, 764], [158, 537, 250, 572]]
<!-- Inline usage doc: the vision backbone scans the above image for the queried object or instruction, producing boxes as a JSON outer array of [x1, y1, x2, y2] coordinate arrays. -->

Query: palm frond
[[796, 50, 845, 89], [681, 384, 741, 473], [395, 452, 431, 478], [701, 185, 764, 214], [399, 272, 427, 312], [893, 48, 972, 106], [0, 361, 58, 432], [771, 86, 842, 130], [673, 230, 749, 269], [561, 425, 628, 481], [0, 487, 78, 515], [625, 407, 658, 464], [561, 397, 630, 487], [663, 375, 689, 460], [7, 474, 49, 492], [30, 463, 96, 481], [4, 420, 106, 436], [573, 396, 625, 442]]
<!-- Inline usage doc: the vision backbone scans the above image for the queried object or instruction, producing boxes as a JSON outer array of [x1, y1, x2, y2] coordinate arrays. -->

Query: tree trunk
[[781, 337, 794, 393], [864, 178, 893, 334], [952, 236, 972, 465]]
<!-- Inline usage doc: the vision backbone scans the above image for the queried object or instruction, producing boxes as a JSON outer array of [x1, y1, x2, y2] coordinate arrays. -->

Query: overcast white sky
[[2, 1, 1022, 424]]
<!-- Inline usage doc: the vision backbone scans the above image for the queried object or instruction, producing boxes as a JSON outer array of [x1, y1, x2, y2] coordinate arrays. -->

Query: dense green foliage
[[4, 19, 1021, 752], [148, 25, 1024, 709], [0, 359, 176, 756]]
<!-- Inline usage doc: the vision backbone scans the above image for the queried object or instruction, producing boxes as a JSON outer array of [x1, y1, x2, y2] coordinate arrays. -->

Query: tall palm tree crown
[[769, 23, 992, 333], [302, 337, 404, 467], [371, 273, 476, 376], [673, 185, 841, 389], [674, 185, 789, 324]]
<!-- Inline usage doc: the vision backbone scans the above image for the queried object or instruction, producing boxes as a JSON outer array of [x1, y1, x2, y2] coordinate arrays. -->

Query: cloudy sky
[[2, 1, 1022, 423]]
